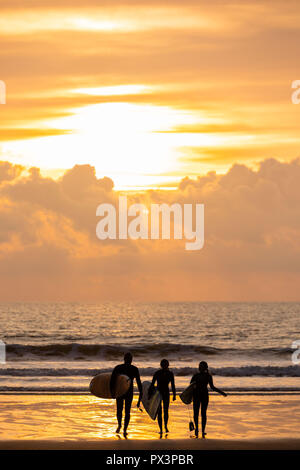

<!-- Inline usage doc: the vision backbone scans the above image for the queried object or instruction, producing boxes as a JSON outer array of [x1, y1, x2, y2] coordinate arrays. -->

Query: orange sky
[[0, 0, 300, 188], [0, 0, 300, 300]]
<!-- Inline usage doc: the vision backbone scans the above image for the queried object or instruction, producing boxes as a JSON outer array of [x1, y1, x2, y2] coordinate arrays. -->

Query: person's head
[[160, 359, 169, 370], [199, 361, 208, 372], [124, 352, 133, 365]]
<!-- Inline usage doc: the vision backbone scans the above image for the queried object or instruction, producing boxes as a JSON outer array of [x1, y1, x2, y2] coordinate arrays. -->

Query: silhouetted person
[[191, 361, 227, 438], [110, 352, 143, 436], [149, 359, 176, 434]]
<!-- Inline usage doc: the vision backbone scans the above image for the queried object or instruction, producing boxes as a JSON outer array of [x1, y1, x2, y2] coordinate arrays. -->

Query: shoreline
[[0, 391, 300, 396], [0, 393, 299, 443], [0, 438, 300, 450]]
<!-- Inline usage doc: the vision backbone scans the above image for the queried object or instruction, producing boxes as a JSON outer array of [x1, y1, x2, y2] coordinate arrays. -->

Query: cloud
[[0, 158, 300, 300], [1, 0, 300, 177], [0, 128, 71, 141], [0, 161, 23, 182]]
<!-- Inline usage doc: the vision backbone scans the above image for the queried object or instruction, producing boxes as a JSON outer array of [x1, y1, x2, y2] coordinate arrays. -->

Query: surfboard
[[179, 382, 195, 405], [141, 381, 162, 420], [89, 373, 130, 398]]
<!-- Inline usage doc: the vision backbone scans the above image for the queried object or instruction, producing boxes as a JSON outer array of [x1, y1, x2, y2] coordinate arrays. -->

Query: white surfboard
[[141, 381, 162, 420], [89, 373, 130, 398], [179, 382, 195, 405]]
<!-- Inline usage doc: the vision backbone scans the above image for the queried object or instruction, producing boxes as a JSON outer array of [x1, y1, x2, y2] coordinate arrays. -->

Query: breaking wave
[[5, 343, 294, 361]]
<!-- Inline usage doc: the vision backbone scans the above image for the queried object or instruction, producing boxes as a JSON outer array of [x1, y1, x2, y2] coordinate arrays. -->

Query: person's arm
[[208, 374, 227, 396], [110, 365, 120, 398], [170, 372, 176, 400], [135, 367, 143, 396], [134, 367, 143, 407]]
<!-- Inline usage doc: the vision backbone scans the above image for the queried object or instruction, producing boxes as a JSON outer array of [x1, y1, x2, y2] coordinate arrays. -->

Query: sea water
[[0, 302, 299, 394]]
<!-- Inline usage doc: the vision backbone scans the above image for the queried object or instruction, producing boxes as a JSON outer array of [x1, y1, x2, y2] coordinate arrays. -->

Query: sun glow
[[72, 85, 152, 97], [0, 12, 130, 35], [3, 101, 201, 189], [1, 93, 259, 189]]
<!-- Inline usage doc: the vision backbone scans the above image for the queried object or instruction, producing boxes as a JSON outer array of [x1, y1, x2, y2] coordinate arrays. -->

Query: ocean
[[0, 302, 299, 394]]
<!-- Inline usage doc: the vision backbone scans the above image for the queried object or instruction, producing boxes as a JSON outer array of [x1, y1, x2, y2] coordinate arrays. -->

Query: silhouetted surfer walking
[[191, 361, 227, 438], [110, 352, 143, 436], [149, 359, 176, 434]]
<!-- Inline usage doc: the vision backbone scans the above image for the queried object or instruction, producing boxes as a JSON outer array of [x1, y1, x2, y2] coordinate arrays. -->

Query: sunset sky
[[1, 0, 300, 188], [0, 0, 300, 300]]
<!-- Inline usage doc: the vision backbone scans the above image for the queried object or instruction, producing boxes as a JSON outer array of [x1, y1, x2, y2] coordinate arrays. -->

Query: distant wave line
[[0, 387, 300, 395], [1, 365, 299, 377], [5, 342, 294, 360]]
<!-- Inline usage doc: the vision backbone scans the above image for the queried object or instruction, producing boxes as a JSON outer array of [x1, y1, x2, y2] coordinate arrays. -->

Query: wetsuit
[[149, 369, 176, 431], [191, 371, 224, 435], [110, 363, 143, 432]]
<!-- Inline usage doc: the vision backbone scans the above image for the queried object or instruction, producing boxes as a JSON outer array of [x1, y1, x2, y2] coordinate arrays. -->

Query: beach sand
[[0, 394, 299, 449], [1, 438, 300, 450]]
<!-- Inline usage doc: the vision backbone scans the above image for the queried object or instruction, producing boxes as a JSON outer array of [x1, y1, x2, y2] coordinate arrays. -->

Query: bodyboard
[[141, 381, 162, 420], [179, 382, 195, 405]]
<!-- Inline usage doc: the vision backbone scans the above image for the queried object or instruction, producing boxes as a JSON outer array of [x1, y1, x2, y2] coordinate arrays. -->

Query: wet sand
[[0, 438, 300, 450], [0, 394, 299, 449]]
